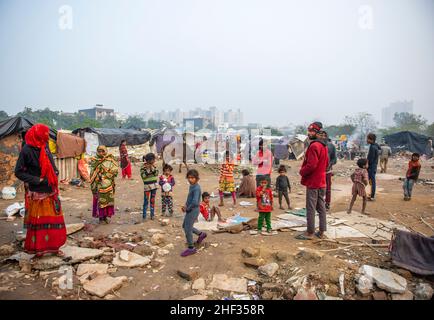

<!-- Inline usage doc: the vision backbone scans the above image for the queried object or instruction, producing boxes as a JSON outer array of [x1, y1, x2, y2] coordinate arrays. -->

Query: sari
[[90, 146, 119, 219], [119, 143, 132, 179]]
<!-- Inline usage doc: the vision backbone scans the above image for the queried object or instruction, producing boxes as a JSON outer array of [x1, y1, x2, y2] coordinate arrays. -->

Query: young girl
[[181, 169, 206, 257], [219, 151, 237, 206], [159, 164, 175, 216], [347, 158, 369, 214], [255, 177, 274, 235], [275, 165, 291, 210], [140, 153, 159, 220], [238, 169, 256, 198], [199, 192, 226, 222]]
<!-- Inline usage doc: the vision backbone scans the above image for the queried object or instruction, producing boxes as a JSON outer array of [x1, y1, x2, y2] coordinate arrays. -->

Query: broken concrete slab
[[76, 263, 109, 276], [208, 274, 248, 293], [356, 275, 374, 296], [33, 256, 66, 270], [258, 263, 279, 277], [243, 257, 266, 268], [112, 250, 151, 268], [359, 265, 407, 293], [62, 246, 104, 264], [65, 223, 85, 235], [192, 278, 206, 290], [83, 274, 127, 298], [241, 247, 260, 257]]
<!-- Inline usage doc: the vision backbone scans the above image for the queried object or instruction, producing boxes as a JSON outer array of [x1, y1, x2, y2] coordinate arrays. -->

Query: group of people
[[14, 122, 423, 259]]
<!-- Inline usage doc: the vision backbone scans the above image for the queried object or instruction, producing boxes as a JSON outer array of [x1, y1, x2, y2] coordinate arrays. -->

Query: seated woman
[[238, 169, 256, 198]]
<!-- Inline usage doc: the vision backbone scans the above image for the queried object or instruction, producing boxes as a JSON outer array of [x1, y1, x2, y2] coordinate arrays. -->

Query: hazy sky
[[1, 0, 433, 126]]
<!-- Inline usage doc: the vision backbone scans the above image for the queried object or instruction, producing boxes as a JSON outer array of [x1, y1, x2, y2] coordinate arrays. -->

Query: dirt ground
[[0, 157, 433, 300]]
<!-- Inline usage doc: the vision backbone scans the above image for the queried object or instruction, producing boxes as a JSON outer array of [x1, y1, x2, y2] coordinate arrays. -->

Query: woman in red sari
[[14, 124, 66, 258], [119, 139, 132, 179]]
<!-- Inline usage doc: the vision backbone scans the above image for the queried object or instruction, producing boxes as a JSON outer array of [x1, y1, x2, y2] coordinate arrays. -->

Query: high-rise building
[[381, 100, 414, 127]]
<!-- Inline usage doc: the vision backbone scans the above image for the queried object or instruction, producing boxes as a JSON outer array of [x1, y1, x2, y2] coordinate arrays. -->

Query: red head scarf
[[25, 124, 58, 191]]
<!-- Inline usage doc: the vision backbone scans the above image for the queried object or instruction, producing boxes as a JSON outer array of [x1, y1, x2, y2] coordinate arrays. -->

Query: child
[[181, 169, 207, 257], [159, 164, 175, 216], [403, 153, 421, 201], [275, 165, 291, 210], [218, 151, 237, 206], [199, 192, 226, 222], [255, 177, 274, 235], [238, 169, 256, 198], [347, 158, 369, 214], [140, 153, 159, 220]]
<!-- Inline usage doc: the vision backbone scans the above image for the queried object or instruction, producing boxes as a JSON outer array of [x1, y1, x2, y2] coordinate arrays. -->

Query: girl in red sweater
[[254, 177, 275, 235]]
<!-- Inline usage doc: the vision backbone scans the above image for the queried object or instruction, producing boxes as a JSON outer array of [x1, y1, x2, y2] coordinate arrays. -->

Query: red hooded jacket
[[299, 140, 329, 189]]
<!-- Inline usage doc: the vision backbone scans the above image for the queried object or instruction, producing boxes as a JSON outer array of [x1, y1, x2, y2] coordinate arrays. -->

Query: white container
[[1, 187, 17, 200]]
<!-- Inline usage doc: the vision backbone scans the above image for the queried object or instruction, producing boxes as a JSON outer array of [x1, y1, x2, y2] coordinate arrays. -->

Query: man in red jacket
[[296, 122, 329, 240]]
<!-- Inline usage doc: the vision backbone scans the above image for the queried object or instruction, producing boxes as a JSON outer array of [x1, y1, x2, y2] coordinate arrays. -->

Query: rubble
[[83, 274, 128, 298], [241, 247, 260, 258], [355, 275, 373, 296], [177, 269, 200, 281], [258, 263, 279, 277], [372, 291, 388, 300], [243, 257, 266, 268], [391, 291, 414, 300], [293, 287, 318, 300], [112, 250, 151, 268], [0, 244, 15, 256], [414, 283, 433, 300], [192, 278, 206, 290], [76, 263, 109, 277], [65, 223, 85, 235], [62, 246, 104, 264], [208, 274, 248, 293], [151, 233, 166, 246], [359, 265, 407, 293]]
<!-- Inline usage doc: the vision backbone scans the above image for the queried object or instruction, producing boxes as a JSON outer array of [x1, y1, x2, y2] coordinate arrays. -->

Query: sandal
[[295, 234, 313, 240]]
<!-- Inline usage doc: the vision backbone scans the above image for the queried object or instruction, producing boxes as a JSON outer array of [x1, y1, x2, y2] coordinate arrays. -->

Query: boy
[[140, 153, 159, 220], [275, 165, 291, 210], [403, 153, 421, 201], [200, 192, 226, 222], [181, 169, 206, 257], [159, 164, 175, 216], [255, 177, 274, 235]]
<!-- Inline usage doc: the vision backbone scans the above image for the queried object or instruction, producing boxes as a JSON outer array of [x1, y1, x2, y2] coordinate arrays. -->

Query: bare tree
[[344, 112, 378, 147]]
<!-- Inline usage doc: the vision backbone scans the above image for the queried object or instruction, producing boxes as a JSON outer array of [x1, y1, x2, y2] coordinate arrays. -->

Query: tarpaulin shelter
[[72, 127, 152, 148], [0, 116, 57, 140], [384, 131, 433, 157]]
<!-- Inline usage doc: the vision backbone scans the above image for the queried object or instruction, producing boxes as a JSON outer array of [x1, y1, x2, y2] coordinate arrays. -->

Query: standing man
[[379, 141, 392, 173], [367, 133, 381, 201], [296, 122, 329, 240], [320, 131, 337, 211]]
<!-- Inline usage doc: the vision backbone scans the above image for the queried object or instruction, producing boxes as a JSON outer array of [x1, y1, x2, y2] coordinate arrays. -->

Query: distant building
[[381, 100, 414, 127], [79, 105, 115, 120], [184, 117, 206, 131]]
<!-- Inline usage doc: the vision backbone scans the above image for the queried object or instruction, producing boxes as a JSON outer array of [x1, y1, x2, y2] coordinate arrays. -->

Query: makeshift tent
[[72, 127, 152, 148], [0, 116, 57, 140], [384, 131, 433, 156]]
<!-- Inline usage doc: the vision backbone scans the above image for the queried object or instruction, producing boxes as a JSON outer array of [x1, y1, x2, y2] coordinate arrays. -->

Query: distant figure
[[90, 145, 119, 224], [275, 165, 291, 210], [379, 142, 392, 173], [319, 131, 337, 211], [296, 122, 329, 240], [403, 153, 421, 201], [366, 133, 381, 201], [178, 133, 189, 173], [119, 139, 132, 179], [238, 169, 256, 198], [347, 158, 369, 215]]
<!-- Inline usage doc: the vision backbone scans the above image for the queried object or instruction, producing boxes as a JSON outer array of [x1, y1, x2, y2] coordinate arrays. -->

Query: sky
[[0, 0, 433, 126]]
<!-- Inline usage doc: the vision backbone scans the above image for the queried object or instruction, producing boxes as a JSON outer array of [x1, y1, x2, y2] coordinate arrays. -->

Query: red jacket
[[300, 140, 329, 189], [256, 186, 273, 212]]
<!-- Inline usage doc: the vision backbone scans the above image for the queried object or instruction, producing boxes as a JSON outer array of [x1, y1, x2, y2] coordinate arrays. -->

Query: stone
[[243, 257, 266, 268], [112, 250, 151, 268], [395, 268, 413, 281], [131, 235, 144, 243], [208, 274, 247, 293], [151, 233, 166, 246], [157, 249, 170, 256], [119, 250, 130, 262], [372, 291, 388, 300], [163, 243, 175, 250], [326, 284, 340, 297], [148, 228, 164, 234], [0, 244, 15, 256], [241, 247, 260, 257], [295, 248, 324, 263], [177, 269, 199, 281], [99, 255, 113, 264], [275, 251, 289, 262], [414, 283, 433, 300], [33, 256, 65, 270], [83, 274, 127, 298], [65, 223, 85, 235], [19, 260, 32, 274], [62, 246, 104, 264], [76, 263, 109, 277], [356, 275, 374, 296], [133, 245, 154, 257], [391, 290, 414, 300], [261, 283, 283, 292], [258, 263, 279, 277], [183, 294, 208, 300], [160, 219, 170, 226], [359, 265, 407, 293], [192, 278, 206, 290], [293, 287, 318, 300]]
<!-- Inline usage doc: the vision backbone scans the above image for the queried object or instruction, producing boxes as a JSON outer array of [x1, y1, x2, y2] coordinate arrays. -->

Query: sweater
[[367, 143, 381, 171], [256, 186, 273, 212], [185, 183, 201, 213], [275, 175, 291, 192], [299, 140, 329, 189]]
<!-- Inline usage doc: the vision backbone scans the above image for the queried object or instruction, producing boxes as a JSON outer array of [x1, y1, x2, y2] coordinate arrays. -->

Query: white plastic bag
[[4, 202, 24, 217], [1, 187, 17, 200]]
